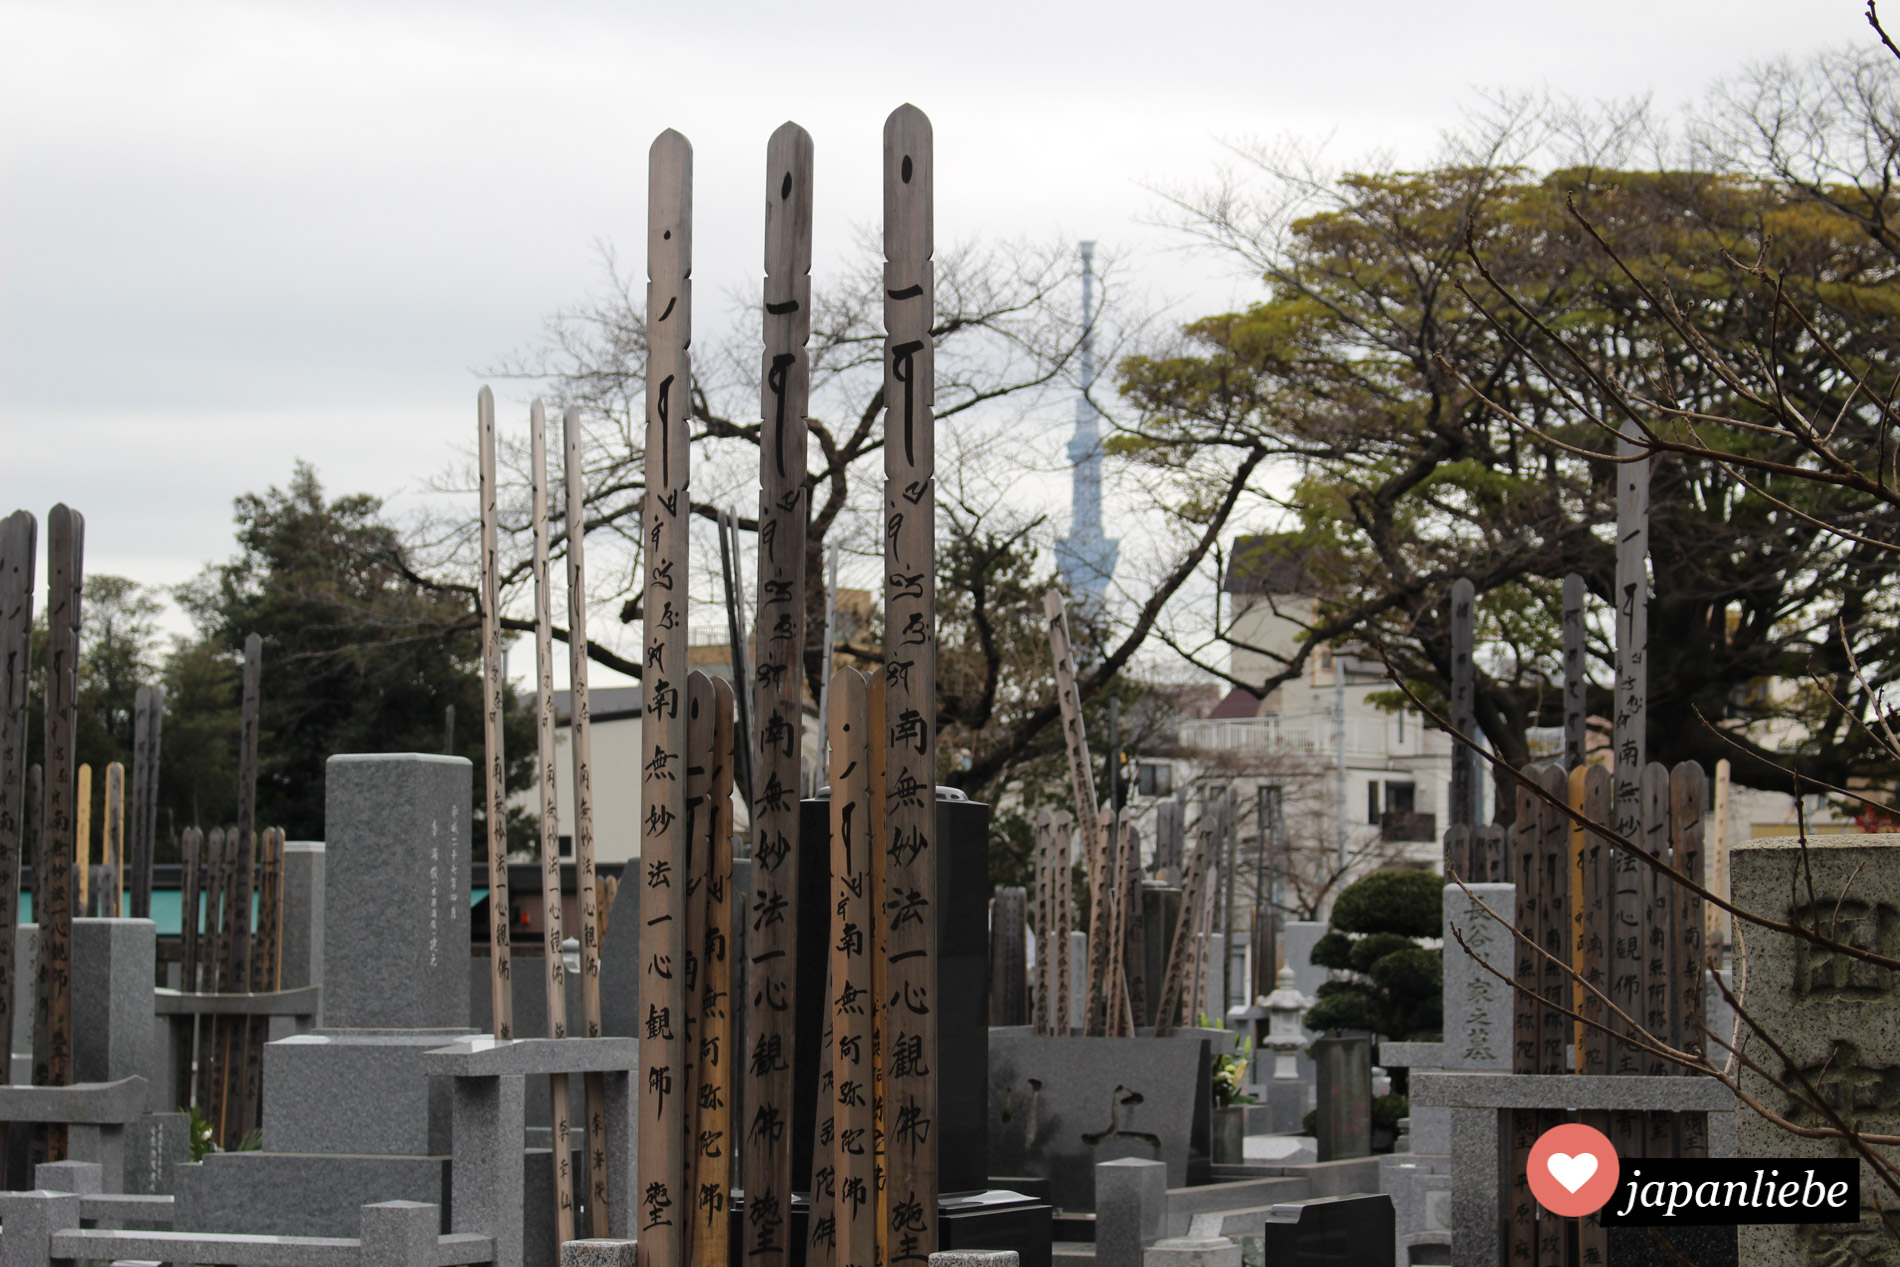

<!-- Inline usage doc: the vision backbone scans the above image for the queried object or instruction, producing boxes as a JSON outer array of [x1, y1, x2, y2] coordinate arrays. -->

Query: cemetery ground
[[8, 18, 1900, 1267]]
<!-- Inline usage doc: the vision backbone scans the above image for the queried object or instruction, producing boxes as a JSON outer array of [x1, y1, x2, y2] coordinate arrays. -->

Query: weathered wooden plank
[[476, 385, 514, 1041], [1533, 767, 1569, 1265], [0, 511, 35, 1128], [131, 684, 163, 920], [1562, 574, 1586, 773], [1053, 812, 1074, 1034], [867, 670, 888, 1261], [1041, 591, 1108, 1034], [693, 678, 735, 1267], [1032, 810, 1053, 1036], [76, 765, 91, 916], [740, 118, 810, 1267], [808, 953, 838, 1266], [103, 764, 124, 919], [38, 504, 83, 1160], [641, 127, 694, 1267], [1639, 764, 1671, 1080], [1613, 423, 1650, 842], [175, 825, 201, 1109], [530, 399, 576, 1245], [1154, 817, 1213, 1037], [1119, 822, 1146, 1030], [1575, 765, 1613, 1267], [826, 669, 874, 1267], [194, 826, 226, 1112], [562, 403, 611, 1238], [232, 633, 263, 1148], [1098, 806, 1127, 1036], [1506, 766, 1539, 1267], [881, 103, 938, 1265], [681, 673, 714, 1267], [1448, 578, 1476, 828], [1671, 761, 1708, 1159]]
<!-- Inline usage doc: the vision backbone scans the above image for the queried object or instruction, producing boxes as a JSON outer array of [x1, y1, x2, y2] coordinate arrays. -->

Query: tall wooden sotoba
[[881, 103, 939, 1262], [0, 511, 36, 1134], [691, 678, 735, 1267], [529, 401, 576, 1244], [744, 120, 812, 1267], [1042, 589, 1109, 1035], [131, 683, 163, 919], [1032, 810, 1054, 1036], [231, 632, 264, 1146], [1052, 811, 1073, 1034], [1154, 816, 1214, 1037], [640, 128, 694, 1267], [563, 403, 612, 1236], [38, 504, 84, 1160], [75, 765, 91, 914], [681, 675, 714, 1267], [103, 763, 125, 919], [476, 386, 514, 1041], [828, 669, 876, 1267]]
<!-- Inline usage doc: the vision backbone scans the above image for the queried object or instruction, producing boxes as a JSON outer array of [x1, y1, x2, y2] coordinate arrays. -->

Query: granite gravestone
[[1732, 834, 1900, 1266], [1258, 1193, 1395, 1267], [1377, 882, 1514, 1157], [1312, 1036, 1371, 1163], [174, 754, 476, 1238], [987, 1032, 1220, 1211]]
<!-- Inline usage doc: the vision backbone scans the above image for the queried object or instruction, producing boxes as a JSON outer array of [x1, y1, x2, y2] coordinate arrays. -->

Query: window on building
[[558, 834, 573, 858], [1136, 761, 1173, 798], [1366, 781, 1380, 824], [1385, 782, 1416, 816]]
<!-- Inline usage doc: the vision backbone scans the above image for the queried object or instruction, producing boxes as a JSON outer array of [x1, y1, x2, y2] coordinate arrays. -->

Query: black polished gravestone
[[788, 789, 1051, 1267], [1259, 1193, 1396, 1267]]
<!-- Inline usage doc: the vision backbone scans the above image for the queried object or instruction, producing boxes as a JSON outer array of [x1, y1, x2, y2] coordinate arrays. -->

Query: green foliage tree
[[177, 463, 536, 846], [1120, 74, 1900, 809], [1304, 869, 1442, 1045]]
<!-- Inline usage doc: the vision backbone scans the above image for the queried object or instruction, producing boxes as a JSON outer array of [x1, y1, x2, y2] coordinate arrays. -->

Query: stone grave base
[[174, 1152, 450, 1235]]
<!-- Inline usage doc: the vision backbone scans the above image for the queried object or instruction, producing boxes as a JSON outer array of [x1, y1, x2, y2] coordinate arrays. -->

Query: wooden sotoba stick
[[744, 120, 810, 1267], [867, 669, 888, 1259], [881, 103, 939, 1262], [641, 128, 693, 1267], [232, 633, 264, 1144], [682, 674, 714, 1267], [1052, 811, 1073, 1035], [692, 678, 735, 1267], [1032, 809, 1053, 1036], [476, 385, 514, 1041], [104, 763, 126, 919], [131, 683, 163, 919], [75, 765, 90, 915], [828, 669, 875, 1267], [563, 403, 612, 1237], [1154, 818, 1214, 1037], [38, 503, 83, 1160], [530, 399, 577, 1245], [1042, 590, 1109, 1034], [0, 511, 35, 1143]]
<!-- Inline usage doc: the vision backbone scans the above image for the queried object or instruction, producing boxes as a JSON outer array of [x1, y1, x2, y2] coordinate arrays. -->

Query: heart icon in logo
[[1528, 1123, 1617, 1215], [1547, 1151, 1599, 1194]]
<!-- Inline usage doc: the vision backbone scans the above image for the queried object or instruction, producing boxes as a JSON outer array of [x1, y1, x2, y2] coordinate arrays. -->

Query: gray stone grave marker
[[1732, 833, 1900, 1265], [1312, 1035, 1371, 1162]]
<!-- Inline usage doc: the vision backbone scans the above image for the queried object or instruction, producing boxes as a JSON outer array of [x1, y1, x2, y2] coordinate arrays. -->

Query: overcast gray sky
[[0, 0, 1871, 632]]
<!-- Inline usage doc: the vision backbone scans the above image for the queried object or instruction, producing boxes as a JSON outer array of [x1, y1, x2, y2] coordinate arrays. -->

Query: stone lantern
[[1261, 965, 1313, 1081]]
